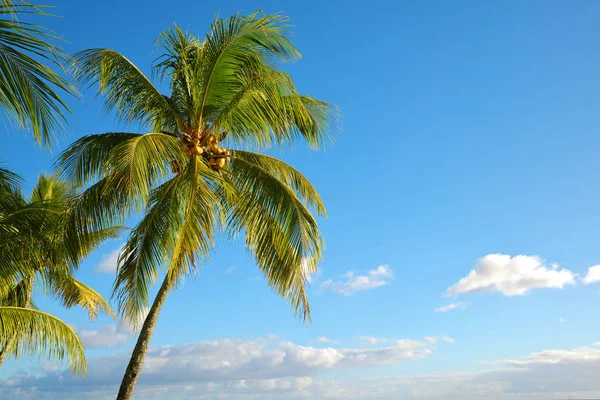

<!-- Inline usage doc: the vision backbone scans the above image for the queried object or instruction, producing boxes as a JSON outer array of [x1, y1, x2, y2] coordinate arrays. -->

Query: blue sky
[[2, 0, 600, 399]]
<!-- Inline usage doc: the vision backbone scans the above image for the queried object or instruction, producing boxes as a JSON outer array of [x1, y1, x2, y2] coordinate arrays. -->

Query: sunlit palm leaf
[[0, 307, 85, 375], [0, 3, 77, 147], [222, 156, 324, 320], [43, 270, 116, 320], [72, 49, 182, 132]]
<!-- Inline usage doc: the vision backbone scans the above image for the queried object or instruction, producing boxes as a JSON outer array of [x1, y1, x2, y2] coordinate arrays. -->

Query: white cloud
[[435, 301, 469, 312], [355, 336, 392, 346], [583, 265, 600, 284], [446, 254, 576, 296], [94, 246, 124, 274], [320, 265, 393, 296], [77, 324, 131, 349], [225, 266, 235, 274], [7, 340, 600, 399], [312, 336, 339, 344], [485, 346, 600, 366], [441, 336, 455, 344], [0, 334, 440, 399], [424, 337, 437, 345], [41, 361, 58, 373]]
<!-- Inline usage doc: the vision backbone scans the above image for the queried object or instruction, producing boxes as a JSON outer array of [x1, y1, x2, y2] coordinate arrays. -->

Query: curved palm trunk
[[116, 274, 174, 400], [0, 275, 34, 366]]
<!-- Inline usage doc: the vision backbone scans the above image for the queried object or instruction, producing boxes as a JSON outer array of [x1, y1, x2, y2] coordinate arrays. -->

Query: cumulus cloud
[[5, 340, 600, 399], [77, 324, 131, 349], [320, 265, 393, 296], [441, 336, 455, 344], [583, 265, 600, 284], [312, 336, 339, 344], [94, 246, 124, 274], [355, 336, 393, 346], [0, 334, 442, 399], [485, 346, 600, 366], [435, 301, 470, 312], [446, 254, 576, 296]]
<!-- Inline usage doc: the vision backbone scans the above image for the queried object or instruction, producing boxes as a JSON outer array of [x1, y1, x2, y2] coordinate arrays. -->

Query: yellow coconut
[[225, 157, 231, 163], [217, 158, 226, 168], [209, 158, 217, 165], [191, 146, 203, 155]]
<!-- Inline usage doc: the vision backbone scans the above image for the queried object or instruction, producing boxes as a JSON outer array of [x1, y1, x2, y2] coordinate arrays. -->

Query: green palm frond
[[0, 274, 32, 306], [55, 132, 141, 185], [113, 177, 183, 328], [0, 307, 85, 375], [164, 155, 221, 283], [211, 67, 338, 149], [231, 150, 326, 215], [155, 12, 300, 131], [222, 156, 323, 320], [57, 132, 187, 208], [114, 156, 220, 328], [42, 270, 116, 320], [72, 49, 182, 132], [0, 164, 21, 191], [104, 133, 188, 210], [0, 3, 77, 148]]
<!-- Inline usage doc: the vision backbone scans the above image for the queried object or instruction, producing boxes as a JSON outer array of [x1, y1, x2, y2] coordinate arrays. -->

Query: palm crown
[[57, 12, 337, 398], [59, 12, 336, 325]]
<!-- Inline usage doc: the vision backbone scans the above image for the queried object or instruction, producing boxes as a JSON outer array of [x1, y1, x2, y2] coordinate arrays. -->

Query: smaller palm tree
[[0, 171, 119, 374]]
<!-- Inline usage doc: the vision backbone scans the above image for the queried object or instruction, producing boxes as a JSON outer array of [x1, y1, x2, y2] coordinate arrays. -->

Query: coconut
[[190, 146, 203, 155], [217, 158, 226, 168], [209, 158, 217, 165]]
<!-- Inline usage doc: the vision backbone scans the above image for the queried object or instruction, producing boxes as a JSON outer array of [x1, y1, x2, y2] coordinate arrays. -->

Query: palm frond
[[114, 156, 219, 328], [0, 3, 77, 147], [55, 132, 140, 186], [113, 176, 182, 328], [72, 49, 182, 132], [0, 306, 85, 375], [42, 270, 116, 320], [155, 12, 300, 130], [210, 67, 338, 149], [222, 156, 324, 320], [231, 150, 326, 216]]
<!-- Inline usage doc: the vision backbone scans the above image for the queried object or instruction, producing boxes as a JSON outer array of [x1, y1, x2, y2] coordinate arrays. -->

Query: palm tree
[[58, 11, 337, 399], [0, 171, 119, 374], [0, 0, 76, 148]]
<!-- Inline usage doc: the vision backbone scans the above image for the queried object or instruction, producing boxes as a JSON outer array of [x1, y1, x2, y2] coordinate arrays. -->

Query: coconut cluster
[[171, 131, 231, 174], [204, 136, 231, 169]]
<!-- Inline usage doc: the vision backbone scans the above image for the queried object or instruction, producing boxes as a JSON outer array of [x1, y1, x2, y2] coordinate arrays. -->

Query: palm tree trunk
[[0, 275, 34, 366], [116, 273, 174, 400]]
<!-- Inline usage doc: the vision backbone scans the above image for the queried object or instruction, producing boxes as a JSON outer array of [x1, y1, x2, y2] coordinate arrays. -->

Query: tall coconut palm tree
[[59, 11, 337, 399], [0, 171, 119, 374], [0, 0, 76, 148]]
